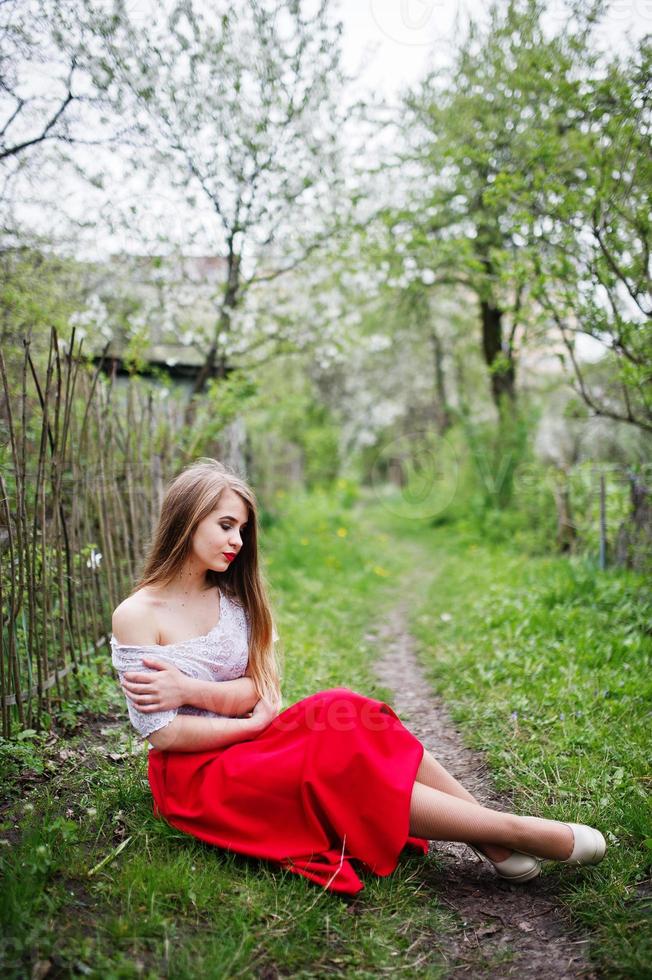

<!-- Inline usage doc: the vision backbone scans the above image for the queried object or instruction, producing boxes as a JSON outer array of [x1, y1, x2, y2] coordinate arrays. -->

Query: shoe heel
[[468, 845, 541, 882]]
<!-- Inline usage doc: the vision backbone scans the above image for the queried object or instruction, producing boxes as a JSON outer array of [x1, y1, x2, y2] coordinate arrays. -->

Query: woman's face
[[191, 488, 250, 572]]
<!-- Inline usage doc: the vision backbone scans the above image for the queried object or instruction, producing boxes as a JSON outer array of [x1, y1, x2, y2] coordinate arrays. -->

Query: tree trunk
[[615, 473, 652, 572], [552, 471, 576, 552], [184, 251, 240, 426], [480, 298, 516, 410], [218, 415, 248, 477], [430, 329, 452, 435]]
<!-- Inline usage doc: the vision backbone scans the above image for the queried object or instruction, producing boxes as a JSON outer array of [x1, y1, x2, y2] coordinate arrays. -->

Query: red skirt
[[147, 687, 429, 895]]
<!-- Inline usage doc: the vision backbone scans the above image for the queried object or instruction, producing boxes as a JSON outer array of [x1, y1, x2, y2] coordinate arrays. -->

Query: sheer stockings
[[408, 777, 575, 861], [415, 748, 513, 862]]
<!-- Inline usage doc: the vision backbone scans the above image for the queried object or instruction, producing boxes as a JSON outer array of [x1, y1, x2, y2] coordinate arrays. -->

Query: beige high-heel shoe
[[468, 845, 542, 882]]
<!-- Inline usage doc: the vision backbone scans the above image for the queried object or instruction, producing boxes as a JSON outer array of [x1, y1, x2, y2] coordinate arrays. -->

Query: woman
[[111, 458, 606, 895]]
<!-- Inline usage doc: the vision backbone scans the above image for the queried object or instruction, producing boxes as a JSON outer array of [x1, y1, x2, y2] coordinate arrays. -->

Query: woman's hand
[[121, 657, 189, 713], [248, 695, 281, 735]]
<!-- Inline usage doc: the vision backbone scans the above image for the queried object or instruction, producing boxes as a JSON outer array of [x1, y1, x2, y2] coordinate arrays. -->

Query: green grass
[[2, 484, 650, 977], [0, 485, 454, 979], [386, 503, 651, 979]]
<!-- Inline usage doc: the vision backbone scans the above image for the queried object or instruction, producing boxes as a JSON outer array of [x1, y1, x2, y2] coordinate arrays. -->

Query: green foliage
[[457, 401, 535, 511], [400, 0, 588, 328], [244, 357, 342, 500], [297, 402, 340, 489], [120, 322, 151, 376], [0, 247, 86, 372], [391, 0, 651, 433], [0, 731, 47, 789], [333, 476, 361, 510], [183, 369, 258, 460]]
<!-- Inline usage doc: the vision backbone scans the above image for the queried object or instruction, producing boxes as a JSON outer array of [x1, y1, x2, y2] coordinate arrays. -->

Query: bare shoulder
[[111, 588, 160, 645]]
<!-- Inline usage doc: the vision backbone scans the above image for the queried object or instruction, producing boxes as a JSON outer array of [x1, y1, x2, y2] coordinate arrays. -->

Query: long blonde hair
[[132, 458, 281, 703]]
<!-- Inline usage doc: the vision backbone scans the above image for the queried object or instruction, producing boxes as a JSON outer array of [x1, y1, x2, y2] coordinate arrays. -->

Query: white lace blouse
[[110, 588, 278, 748]]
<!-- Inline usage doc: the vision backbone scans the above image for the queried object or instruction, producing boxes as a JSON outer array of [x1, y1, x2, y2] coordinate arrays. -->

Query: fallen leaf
[[31, 960, 52, 980]]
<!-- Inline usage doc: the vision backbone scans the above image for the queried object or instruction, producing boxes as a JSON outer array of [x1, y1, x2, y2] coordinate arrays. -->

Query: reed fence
[[0, 327, 189, 737]]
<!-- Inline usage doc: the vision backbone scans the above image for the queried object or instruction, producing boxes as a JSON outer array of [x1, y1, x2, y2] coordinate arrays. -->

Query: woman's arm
[[121, 663, 261, 717], [148, 712, 259, 752], [182, 676, 259, 717]]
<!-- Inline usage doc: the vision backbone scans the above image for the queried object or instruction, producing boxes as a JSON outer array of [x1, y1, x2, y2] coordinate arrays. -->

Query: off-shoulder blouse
[[110, 588, 278, 748]]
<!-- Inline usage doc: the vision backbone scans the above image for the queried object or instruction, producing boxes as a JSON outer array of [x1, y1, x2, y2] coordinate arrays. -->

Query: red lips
[[224, 552, 237, 561]]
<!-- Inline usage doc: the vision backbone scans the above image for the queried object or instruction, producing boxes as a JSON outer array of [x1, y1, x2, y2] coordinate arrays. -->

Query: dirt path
[[370, 597, 596, 979]]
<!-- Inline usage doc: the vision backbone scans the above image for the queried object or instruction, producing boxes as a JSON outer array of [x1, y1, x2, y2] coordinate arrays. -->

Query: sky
[[337, 0, 651, 101]]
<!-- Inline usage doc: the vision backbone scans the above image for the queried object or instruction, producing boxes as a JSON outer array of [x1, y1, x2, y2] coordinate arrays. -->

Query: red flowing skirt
[[147, 687, 429, 894]]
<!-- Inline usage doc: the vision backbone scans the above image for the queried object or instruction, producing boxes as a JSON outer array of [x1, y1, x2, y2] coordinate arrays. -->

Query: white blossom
[[86, 549, 103, 570]]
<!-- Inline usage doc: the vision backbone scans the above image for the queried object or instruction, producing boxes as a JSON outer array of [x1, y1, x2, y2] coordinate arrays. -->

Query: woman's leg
[[409, 781, 574, 860], [415, 748, 512, 862]]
